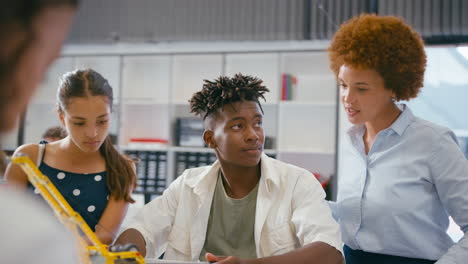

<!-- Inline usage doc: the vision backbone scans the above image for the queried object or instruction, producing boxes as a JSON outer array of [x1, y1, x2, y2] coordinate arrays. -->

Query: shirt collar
[[185, 153, 277, 193], [388, 104, 414, 136], [259, 153, 279, 192], [346, 104, 414, 138]]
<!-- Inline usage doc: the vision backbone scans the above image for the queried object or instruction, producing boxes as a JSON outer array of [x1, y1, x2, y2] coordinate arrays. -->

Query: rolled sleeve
[[125, 176, 183, 258]]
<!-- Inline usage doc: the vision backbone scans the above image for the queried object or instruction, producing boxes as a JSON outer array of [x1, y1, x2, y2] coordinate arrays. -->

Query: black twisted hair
[[189, 73, 269, 120]]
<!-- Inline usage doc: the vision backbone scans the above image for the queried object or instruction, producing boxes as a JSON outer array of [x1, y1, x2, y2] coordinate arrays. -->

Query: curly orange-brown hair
[[328, 14, 426, 101]]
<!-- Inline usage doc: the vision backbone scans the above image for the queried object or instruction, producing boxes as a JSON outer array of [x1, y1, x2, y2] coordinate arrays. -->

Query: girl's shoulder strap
[[36, 141, 47, 167]]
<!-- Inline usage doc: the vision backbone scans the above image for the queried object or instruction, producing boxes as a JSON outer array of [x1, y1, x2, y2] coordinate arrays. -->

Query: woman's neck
[[365, 104, 402, 140], [363, 104, 402, 154]]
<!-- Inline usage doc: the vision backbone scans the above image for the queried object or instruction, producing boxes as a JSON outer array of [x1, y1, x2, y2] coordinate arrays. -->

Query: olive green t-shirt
[[199, 173, 259, 260]]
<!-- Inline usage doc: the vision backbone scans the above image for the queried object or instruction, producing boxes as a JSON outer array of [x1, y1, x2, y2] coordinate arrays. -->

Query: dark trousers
[[344, 245, 436, 264]]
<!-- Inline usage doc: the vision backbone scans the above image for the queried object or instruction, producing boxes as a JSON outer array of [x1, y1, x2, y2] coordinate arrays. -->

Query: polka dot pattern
[[88, 205, 96, 212], [57, 172, 65, 179], [33, 159, 109, 232]]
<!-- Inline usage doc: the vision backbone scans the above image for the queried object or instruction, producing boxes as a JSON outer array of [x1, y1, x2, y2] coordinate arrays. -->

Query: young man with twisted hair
[[115, 73, 343, 264]]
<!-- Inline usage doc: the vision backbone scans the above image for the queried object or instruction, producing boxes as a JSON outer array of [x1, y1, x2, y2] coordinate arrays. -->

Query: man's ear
[[203, 130, 216, 148]]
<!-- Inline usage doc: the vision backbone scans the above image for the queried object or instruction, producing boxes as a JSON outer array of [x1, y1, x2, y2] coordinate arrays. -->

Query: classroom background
[[2, 0, 467, 241]]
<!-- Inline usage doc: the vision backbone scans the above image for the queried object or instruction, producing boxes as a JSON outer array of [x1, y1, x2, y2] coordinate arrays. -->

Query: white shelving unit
[[171, 54, 223, 103], [74, 56, 122, 100], [10, 41, 338, 200], [121, 55, 171, 103], [225, 53, 280, 103]]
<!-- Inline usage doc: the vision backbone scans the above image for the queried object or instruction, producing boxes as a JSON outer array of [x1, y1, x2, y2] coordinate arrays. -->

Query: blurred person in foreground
[[0, 1, 78, 263]]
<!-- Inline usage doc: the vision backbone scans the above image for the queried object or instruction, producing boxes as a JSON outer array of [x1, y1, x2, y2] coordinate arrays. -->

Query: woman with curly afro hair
[[328, 14, 468, 264]]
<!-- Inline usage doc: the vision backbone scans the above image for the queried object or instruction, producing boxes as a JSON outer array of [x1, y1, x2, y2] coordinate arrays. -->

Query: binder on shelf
[[175, 152, 217, 178], [175, 117, 205, 147], [125, 150, 167, 203], [281, 73, 297, 100], [174, 151, 277, 179]]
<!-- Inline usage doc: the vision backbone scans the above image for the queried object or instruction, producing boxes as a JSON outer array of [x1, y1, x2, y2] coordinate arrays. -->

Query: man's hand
[[205, 242, 343, 264], [109, 243, 139, 253], [205, 253, 247, 264], [113, 228, 146, 257]]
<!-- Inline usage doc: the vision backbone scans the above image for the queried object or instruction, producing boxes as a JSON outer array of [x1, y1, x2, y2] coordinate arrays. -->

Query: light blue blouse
[[332, 105, 468, 263]]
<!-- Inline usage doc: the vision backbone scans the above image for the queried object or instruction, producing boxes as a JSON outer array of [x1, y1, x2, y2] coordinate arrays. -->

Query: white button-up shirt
[[126, 153, 342, 260]]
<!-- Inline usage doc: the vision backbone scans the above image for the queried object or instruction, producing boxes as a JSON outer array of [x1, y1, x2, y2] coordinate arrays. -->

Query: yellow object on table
[[11, 153, 145, 264]]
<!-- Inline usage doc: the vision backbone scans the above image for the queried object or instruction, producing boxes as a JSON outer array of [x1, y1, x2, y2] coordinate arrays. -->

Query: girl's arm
[[95, 197, 129, 245], [94, 159, 136, 244], [4, 144, 39, 189]]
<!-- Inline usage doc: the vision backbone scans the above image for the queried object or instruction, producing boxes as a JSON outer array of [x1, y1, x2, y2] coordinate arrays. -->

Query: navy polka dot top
[[29, 143, 110, 231]]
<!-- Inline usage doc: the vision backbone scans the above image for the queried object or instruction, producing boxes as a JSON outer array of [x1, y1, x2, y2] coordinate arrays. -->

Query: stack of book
[[281, 73, 297, 100]]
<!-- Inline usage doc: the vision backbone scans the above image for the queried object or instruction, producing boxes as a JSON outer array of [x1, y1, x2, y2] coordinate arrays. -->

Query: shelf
[[281, 52, 332, 77], [278, 101, 336, 107], [24, 104, 62, 144], [119, 145, 278, 156], [171, 54, 223, 103], [225, 53, 280, 103], [170, 146, 213, 153], [62, 41, 331, 56], [171, 146, 277, 156], [119, 145, 169, 151], [173, 101, 279, 107], [119, 104, 170, 146], [173, 101, 336, 107], [172, 101, 191, 106], [277, 151, 336, 177], [259, 102, 277, 106], [121, 99, 170, 105], [12, 45, 339, 202], [34, 57, 75, 103], [122, 55, 170, 102], [75, 56, 121, 100], [277, 149, 334, 155], [277, 103, 336, 153]]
